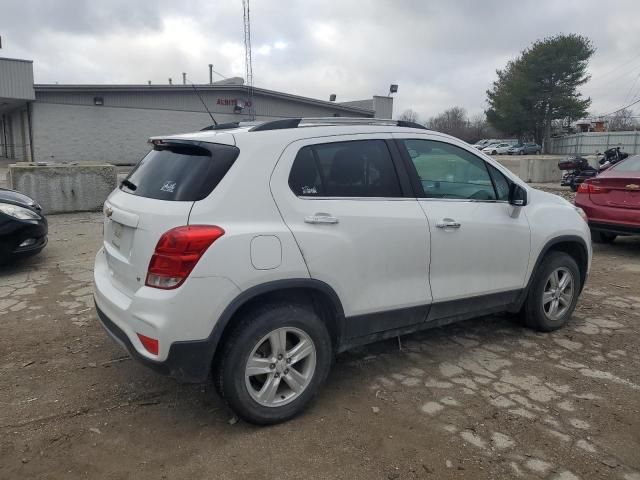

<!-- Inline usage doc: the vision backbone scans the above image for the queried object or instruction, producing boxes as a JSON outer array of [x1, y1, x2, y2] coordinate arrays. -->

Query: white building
[[1, 57, 393, 165]]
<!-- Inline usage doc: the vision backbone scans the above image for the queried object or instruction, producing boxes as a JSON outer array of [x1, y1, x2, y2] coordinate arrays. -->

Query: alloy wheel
[[245, 327, 317, 407], [542, 267, 574, 321]]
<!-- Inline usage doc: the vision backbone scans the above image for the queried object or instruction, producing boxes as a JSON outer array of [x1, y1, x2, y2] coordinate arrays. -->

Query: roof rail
[[200, 122, 240, 131], [248, 117, 428, 132], [249, 118, 301, 131], [200, 120, 264, 131]]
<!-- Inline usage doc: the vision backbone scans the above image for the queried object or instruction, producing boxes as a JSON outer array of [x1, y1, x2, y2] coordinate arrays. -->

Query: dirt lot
[[1, 192, 639, 480]]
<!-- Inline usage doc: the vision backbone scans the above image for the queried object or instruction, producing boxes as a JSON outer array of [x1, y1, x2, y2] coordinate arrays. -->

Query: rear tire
[[591, 230, 617, 244], [214, 303, 332, 425], [523, 252, 581, 332]]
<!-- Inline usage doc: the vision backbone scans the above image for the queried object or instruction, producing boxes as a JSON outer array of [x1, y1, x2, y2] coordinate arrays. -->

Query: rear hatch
[[589, 156, 640, 210], [103, 138, 239, 296]]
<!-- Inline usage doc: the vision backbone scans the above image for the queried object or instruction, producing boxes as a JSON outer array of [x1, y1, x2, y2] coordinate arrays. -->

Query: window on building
[[288, 140, 402, 197]]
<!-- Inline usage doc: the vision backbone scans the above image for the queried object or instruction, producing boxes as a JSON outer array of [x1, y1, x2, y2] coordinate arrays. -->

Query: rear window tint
[[121, 142, 239, 201], [612, 155, 640, 172], [288, 140, 402, 198]]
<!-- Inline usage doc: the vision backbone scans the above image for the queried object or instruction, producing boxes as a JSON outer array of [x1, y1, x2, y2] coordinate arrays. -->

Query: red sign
[[216, 98, 252, 107]]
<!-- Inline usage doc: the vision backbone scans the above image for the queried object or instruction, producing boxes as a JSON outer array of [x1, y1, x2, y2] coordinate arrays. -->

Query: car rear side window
[[288, 140, 402, 197], [121, 142, 239, 201]]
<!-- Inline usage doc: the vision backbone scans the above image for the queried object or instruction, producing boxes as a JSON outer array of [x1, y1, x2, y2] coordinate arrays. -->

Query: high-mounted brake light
[[145, 225, 225, 289]]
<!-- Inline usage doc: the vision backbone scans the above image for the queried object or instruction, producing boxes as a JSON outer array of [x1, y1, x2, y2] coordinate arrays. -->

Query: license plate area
[[112, 221, 123, 249], [108, 219, 133, 254]]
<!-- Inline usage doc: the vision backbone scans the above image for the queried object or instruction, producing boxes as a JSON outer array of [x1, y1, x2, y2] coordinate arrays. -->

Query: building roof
[[33, 83, 374, 115]]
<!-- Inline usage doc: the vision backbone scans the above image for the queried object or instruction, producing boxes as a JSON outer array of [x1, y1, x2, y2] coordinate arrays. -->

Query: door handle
[[436, 219, 461, 229], [304, 213, 339, 225]]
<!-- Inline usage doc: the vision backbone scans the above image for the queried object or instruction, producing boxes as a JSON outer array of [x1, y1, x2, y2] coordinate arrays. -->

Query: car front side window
[[401, 139, 498, 200]]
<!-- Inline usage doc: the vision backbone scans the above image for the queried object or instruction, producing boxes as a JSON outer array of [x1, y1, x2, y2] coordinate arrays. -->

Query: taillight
[[577, 182, 608, 194], [137, 333, 159, 355], [146, 225, 224, 289]]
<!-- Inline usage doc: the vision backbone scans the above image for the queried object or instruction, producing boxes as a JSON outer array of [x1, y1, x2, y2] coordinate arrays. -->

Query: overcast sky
[[2, 0, 639, 120]]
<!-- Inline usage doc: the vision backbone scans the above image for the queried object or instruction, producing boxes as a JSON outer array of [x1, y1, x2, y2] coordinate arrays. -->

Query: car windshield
[[612, 155, 640, 172]]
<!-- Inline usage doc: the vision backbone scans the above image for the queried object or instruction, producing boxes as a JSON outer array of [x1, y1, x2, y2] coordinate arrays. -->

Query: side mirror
[[509, 183, 528, 206]]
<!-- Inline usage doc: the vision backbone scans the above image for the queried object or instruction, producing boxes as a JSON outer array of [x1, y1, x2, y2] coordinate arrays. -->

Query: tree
[[426, 106, 468, 139], [608, 108, 638, 131], [486, 34, 595, 150], [399, 109, 420, 123], [423, 108, 502, 143]]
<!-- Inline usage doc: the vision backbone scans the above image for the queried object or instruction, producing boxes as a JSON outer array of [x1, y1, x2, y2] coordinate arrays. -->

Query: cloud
[[1, 0, 638, 118]]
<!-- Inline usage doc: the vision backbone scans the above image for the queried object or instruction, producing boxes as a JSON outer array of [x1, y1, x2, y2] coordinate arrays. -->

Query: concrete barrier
[[495, 156, 564, 183], [8, 163, 117, 214], [519, 157, 563, 183], [495, 157, 521, 176]]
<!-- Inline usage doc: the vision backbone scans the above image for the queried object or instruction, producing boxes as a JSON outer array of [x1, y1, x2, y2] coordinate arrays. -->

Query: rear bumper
[[93, 247, 241, 383], [95, 303, 213, 382], [589, 222, 640, 236], [575, 194, 640, 235]]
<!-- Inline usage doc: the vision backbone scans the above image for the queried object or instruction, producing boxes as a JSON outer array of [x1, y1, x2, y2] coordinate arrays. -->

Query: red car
[[575, 155, 640, 243]]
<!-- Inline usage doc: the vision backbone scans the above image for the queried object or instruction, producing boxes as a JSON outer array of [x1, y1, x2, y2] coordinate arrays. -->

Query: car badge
[[626, 184, 640, 190], [105, 206, 113, 217]]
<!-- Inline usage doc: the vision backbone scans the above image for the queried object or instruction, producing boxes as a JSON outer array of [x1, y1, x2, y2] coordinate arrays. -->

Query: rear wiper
[[121, 179, 137, 191]]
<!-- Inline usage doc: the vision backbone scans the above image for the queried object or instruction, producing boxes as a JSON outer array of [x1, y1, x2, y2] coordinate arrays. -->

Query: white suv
[[94, 118, 591, 424]]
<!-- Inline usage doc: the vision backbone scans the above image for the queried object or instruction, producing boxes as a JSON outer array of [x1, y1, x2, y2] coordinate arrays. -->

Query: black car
[[0, 188, 48, 265]]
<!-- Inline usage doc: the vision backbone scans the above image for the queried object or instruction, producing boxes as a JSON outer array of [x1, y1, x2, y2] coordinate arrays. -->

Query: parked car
[[575, 154, 640, 243], [508, 143, 542, 155], [94, 118, 591, 424], [482, 142, 512, 154], [472, 139, 493, 150], [0, 188, 48, 265]]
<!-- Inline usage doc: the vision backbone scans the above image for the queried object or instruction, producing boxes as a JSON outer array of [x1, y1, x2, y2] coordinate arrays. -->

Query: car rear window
[[121, 142, 239, 201], [612, 155, 640, 172]]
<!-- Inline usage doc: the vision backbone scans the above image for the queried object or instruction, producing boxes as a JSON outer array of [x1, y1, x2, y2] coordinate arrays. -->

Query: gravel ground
[[1, 188, 639, 480]]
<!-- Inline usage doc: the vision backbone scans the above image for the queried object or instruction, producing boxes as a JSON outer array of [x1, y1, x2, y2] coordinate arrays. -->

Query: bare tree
[[426, 107, 469, 140], [423, 108, 503, 142], [398, 109, 420, 123], [608, 108, 638, 132]]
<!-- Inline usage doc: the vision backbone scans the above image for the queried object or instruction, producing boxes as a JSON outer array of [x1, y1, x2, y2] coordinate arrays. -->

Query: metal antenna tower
[[242, 0, 255, 119]]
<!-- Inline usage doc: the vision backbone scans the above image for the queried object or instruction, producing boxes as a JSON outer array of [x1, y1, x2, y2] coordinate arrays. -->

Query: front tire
[[492, 150, 497, 155], [591, 230, 617, 244], [215, 303, 333, 425], [519, 150, 525, 155], [523, 252, 581, 332]]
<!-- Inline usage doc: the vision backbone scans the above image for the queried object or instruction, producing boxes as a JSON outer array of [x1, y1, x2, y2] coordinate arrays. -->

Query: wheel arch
[[531, 235, 589, 292], [209, 279, 345, 369], [513, 235, 589, 311]]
